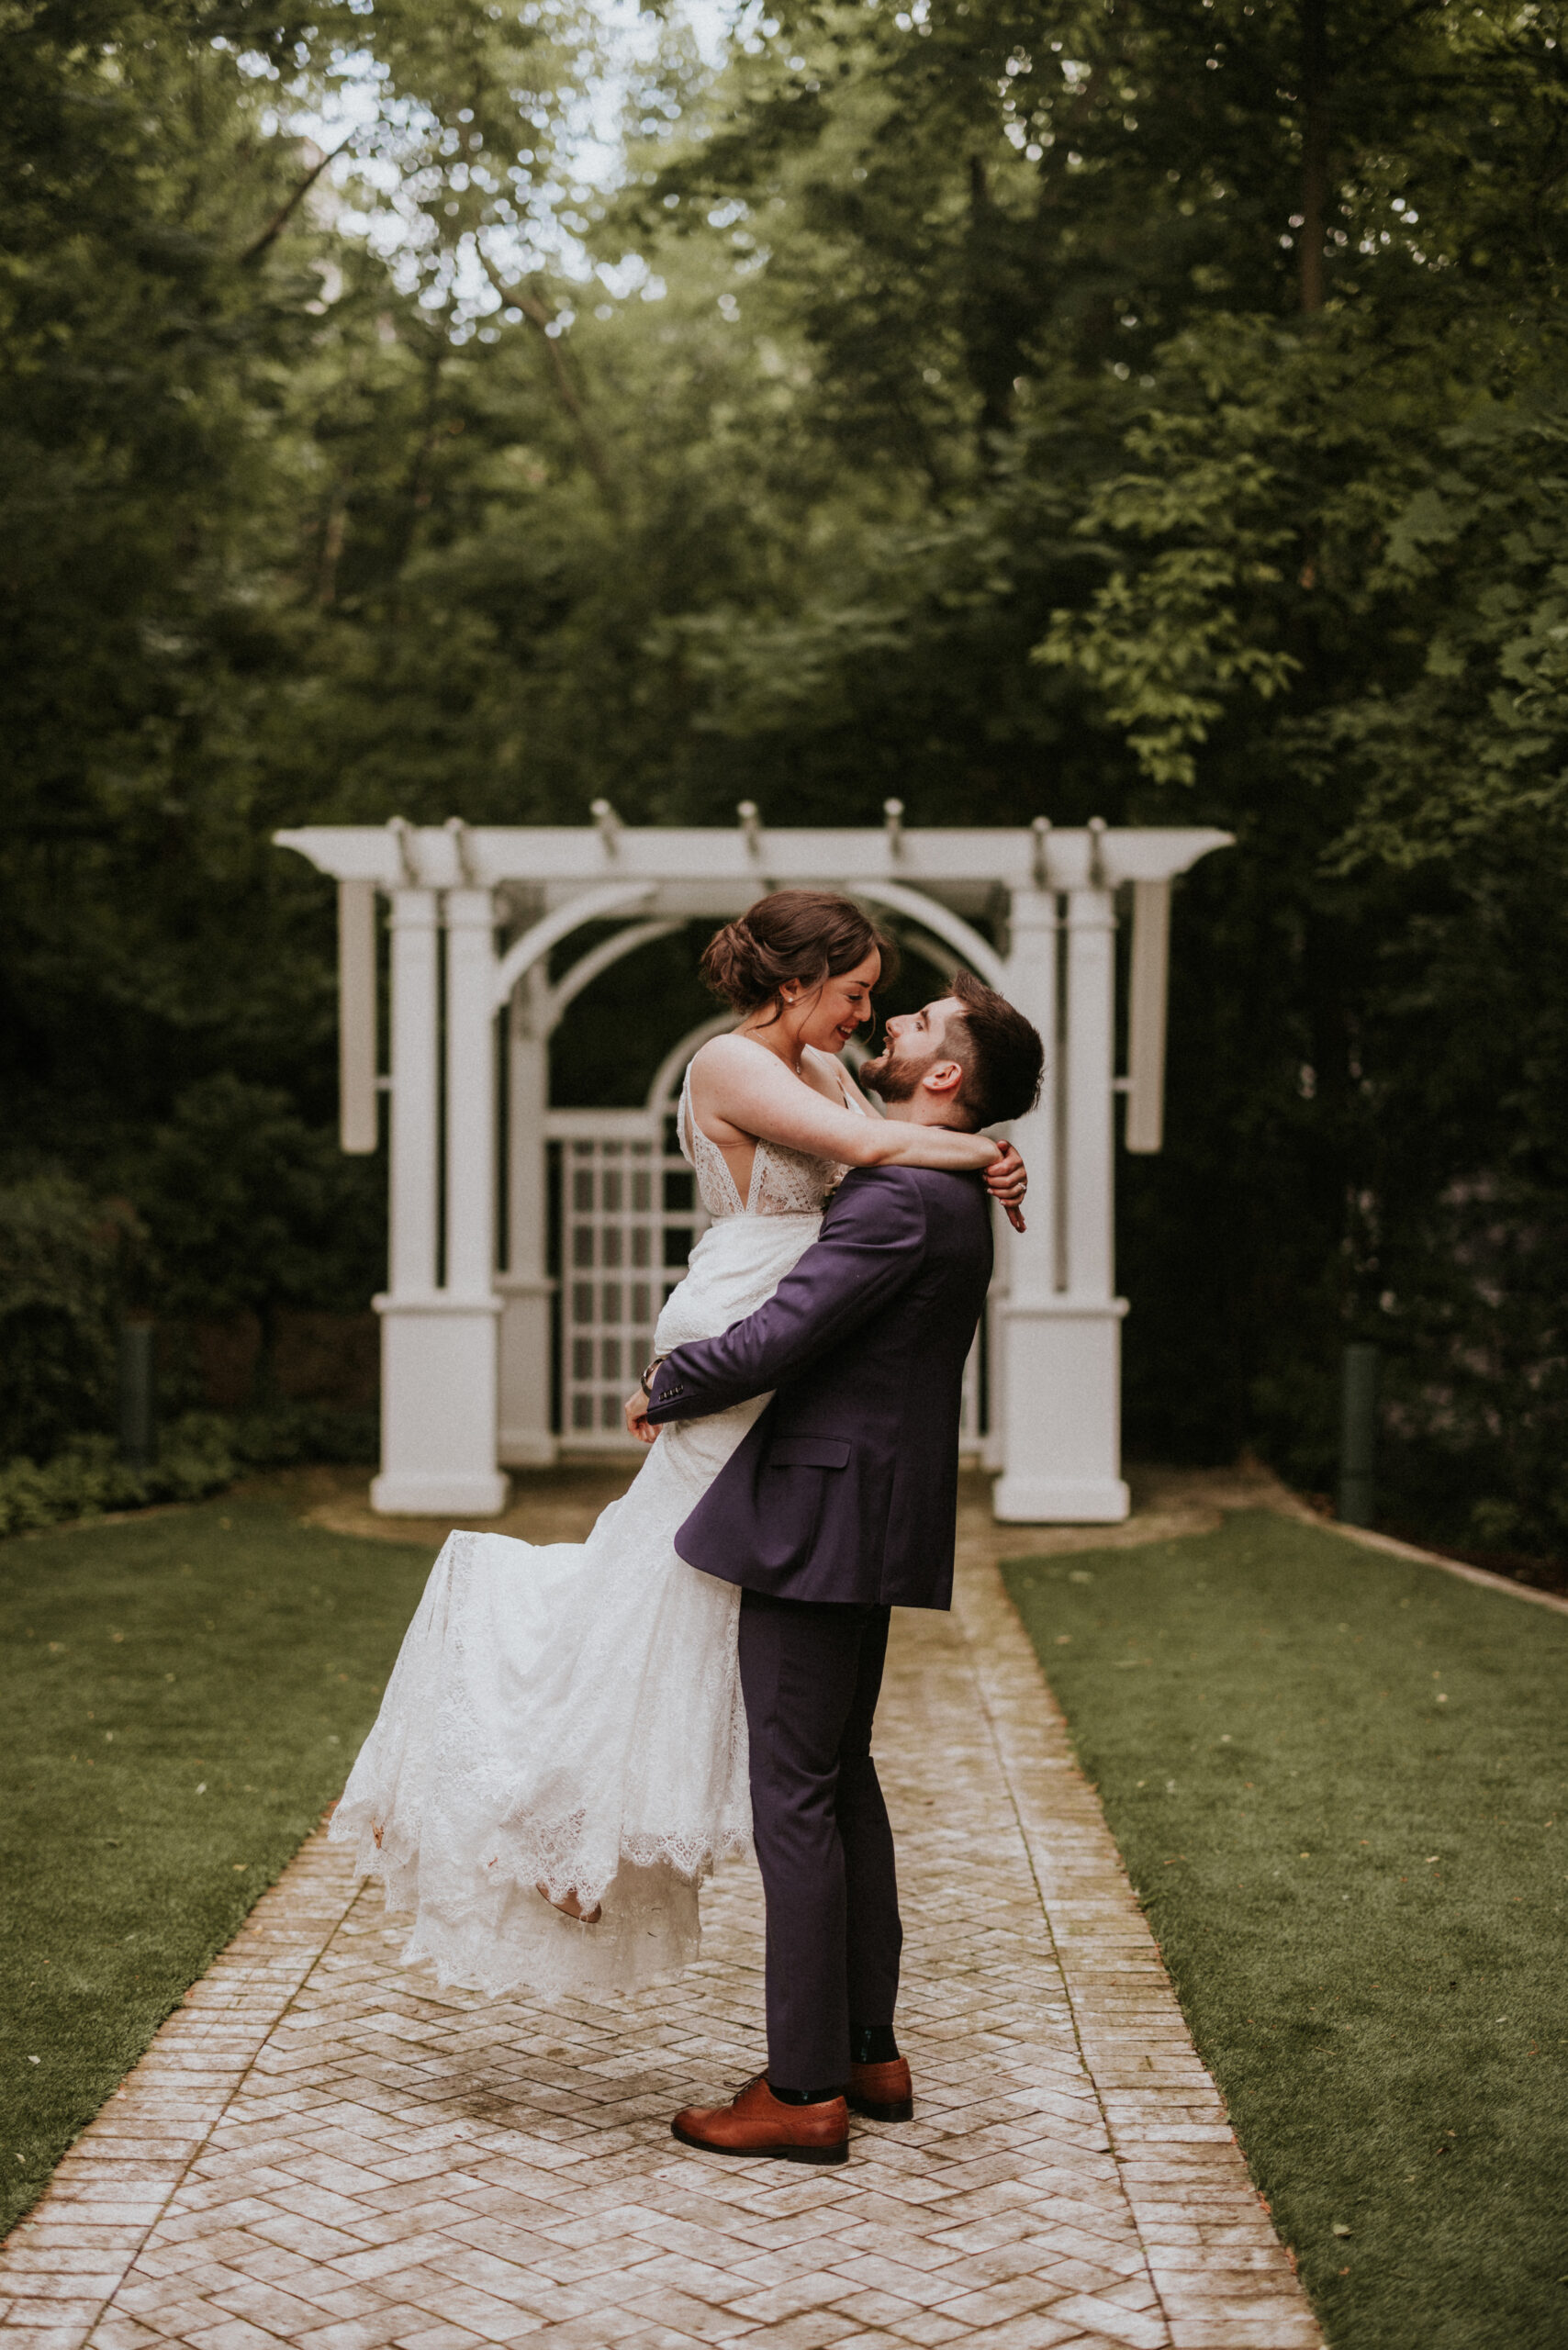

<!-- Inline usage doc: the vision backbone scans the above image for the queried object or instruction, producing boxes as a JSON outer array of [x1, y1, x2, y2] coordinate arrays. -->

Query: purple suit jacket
[[644, 1163, 992, 1609]]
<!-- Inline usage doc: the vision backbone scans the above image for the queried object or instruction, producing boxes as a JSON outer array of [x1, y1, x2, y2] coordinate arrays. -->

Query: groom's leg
[[738, 1590, 881, 2095], [835, 1604, 902, 2036]]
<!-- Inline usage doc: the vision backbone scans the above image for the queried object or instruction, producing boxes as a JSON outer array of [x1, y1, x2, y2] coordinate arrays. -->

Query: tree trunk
[[316, 485, 349, 609], [1300, 0, 1330, 312], [963, 154, 1017, 453]]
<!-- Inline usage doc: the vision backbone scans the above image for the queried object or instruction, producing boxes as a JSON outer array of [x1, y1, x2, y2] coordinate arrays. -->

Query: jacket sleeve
[[644, 1167, 928, 1424]]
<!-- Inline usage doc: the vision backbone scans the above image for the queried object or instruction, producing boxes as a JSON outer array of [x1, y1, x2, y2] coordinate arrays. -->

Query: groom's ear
[[923, 1058, 966, 1102]]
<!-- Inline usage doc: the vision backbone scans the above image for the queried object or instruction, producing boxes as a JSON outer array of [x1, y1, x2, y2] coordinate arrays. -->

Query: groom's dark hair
[[946, 973, 1045, 1130]]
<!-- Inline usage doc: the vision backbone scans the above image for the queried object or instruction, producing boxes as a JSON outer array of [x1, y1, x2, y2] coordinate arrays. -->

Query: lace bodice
[[678, 1064, 846, 1220]]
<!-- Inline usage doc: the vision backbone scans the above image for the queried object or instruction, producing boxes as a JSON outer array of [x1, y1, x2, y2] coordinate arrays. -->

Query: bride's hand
[[984, 1140, 1028, 1235], [624, 1388, 657, 1445]]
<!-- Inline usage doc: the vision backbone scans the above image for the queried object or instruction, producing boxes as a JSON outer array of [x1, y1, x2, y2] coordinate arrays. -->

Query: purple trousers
[[736, 1589, 902, 2093]]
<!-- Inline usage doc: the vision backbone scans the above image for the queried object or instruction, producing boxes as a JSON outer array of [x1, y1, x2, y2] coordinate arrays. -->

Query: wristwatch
[[639, 1355, 667, 1398]]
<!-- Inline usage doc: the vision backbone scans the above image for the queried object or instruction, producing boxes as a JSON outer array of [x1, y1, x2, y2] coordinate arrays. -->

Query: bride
[[330, 890, 1025, 1999]]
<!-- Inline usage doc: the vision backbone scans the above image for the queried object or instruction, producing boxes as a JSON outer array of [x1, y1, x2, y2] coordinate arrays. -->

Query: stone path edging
[[1308, 1516, 1568, 1617]]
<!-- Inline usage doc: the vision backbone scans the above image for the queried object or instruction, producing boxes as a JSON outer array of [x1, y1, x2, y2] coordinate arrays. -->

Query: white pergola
[[276, 809, 1230, 1522]]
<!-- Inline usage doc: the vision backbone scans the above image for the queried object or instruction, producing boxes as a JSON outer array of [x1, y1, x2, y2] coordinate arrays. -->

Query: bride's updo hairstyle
[[700, 890, 898, 1024]]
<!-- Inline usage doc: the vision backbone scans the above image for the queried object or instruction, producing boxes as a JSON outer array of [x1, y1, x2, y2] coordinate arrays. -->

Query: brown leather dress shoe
[[847, 2054, 913, 2122], [671, 2075, 849, 2165]]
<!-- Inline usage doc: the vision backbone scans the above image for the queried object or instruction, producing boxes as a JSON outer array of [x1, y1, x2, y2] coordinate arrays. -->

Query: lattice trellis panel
[[544, 1106, 986, 1453], [545, 1110, 710, 1447]]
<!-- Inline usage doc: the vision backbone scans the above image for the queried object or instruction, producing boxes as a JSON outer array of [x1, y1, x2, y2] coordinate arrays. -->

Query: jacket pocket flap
[[768, 1437, 851, 1470]]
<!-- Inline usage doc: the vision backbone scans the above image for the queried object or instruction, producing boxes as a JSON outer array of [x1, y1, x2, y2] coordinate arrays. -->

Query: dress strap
[[834, 1059, 877, 1119]]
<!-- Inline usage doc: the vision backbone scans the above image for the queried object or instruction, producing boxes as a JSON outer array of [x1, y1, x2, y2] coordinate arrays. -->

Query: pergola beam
[[276, 821, 1231, 901]]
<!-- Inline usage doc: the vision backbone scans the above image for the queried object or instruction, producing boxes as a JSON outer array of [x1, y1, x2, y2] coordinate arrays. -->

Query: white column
[[337, 879, 379, 1154], [993, 885, 1058, 1514], [1124, 878, 1171, 1154], [444, 888, 498, 1298], [980, 1275, 1008, 1473], [382, 888, 439, 1296], [371, 885, 510, 1517], [1065, 887, 1116, 1298], [498, 962, 556, 1466], [993, 881, 1129, 1522]]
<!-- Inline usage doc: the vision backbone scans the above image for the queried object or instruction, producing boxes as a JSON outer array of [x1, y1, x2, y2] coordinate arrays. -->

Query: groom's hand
[[624, 1387, 658, 1445], [984, 1139, 1028, 1234]]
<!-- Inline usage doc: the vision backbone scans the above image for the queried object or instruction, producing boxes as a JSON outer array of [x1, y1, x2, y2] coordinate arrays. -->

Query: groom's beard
[[860, 1043, 939, 1103]]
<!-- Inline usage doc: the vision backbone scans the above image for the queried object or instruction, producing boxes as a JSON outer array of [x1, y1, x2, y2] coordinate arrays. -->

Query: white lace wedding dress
[[330, 1073, 843, 2001]]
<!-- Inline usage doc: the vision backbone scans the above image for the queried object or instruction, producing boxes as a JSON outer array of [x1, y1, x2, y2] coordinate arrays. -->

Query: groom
[[634, 973, 1044, 2165]]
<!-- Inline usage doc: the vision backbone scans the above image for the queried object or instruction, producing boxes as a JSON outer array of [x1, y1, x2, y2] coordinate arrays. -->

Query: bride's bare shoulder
[[689, 1033, 774, 1112], [690, 1032, 764, 1081], [692, 1035, 845, 1116]]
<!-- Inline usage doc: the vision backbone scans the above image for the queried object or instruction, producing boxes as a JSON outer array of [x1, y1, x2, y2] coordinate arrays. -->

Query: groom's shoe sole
[[670, 2121, 848, 2165], [846, 2056, 913, 2123], [846, 2093, 913, 2122], [670, 2077, 849, 2165]]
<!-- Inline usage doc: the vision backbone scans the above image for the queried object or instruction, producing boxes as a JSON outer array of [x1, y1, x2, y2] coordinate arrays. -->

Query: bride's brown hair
[[700, 891, 899, 1021]]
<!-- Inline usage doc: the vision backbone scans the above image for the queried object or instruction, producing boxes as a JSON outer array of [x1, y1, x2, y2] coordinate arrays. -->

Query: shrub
[[0, 1415, 234, 1538], [0, 1402, 378, 1540], [0, 1178, 139, 1460]]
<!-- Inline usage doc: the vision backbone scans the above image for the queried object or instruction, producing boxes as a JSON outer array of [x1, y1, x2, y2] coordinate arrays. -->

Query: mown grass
[[1003, 1511, 1568, 2350], [1, 1495, 436, 2237]]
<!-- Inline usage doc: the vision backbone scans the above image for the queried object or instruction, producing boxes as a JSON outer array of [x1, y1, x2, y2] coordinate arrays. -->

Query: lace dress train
[[329, 1077, 842, 2000]]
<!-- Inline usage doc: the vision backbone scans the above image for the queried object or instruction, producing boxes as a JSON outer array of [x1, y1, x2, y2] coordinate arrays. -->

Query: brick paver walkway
[[0, 1508, 1321, 2350]]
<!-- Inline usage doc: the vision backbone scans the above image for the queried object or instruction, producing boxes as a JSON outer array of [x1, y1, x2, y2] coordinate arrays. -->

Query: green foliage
[[0, 1404, 377, 1539], [0, 1179, 136, 1460], [1330, 397, 1568, 867], [134, 1076, 383, 1324], [618, 0, 1568, 1550], [0, 1420, 236, 1539], [0, 0, 590, 1290]]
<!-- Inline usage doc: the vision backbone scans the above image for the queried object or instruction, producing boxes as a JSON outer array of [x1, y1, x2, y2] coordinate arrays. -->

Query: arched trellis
[[498, 906, 988, 1468], [550, 921, 683, 1030], [855, 879, 1010, 992], [277, 809, 1231, 1522]]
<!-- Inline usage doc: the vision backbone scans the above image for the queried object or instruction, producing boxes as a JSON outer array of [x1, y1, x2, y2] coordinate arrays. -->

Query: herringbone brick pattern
[[0, 1515, 1320, 2350]]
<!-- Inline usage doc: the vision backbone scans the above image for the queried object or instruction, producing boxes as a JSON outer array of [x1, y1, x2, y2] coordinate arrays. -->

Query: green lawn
[[1, 1495, 436, 2238], [1003, 1512, 1568, 2350]]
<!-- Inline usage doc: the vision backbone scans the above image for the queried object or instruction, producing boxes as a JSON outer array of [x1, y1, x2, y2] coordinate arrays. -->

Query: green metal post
[[1338, 1341, 1380, 1528], [118, 1323, 155, 1472]]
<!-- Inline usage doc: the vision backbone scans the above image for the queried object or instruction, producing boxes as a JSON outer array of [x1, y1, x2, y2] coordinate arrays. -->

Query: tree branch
[[241, 136, 353, 268], [476, 255, 622, 514]]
